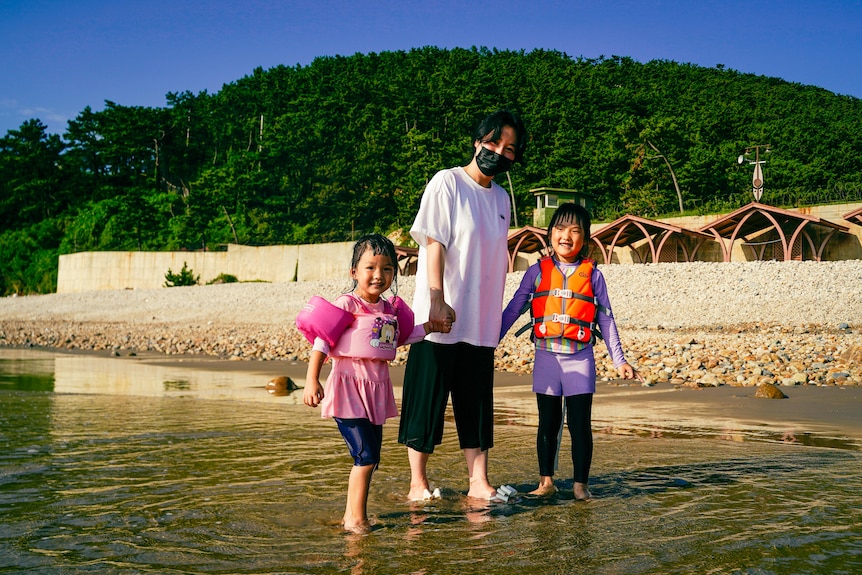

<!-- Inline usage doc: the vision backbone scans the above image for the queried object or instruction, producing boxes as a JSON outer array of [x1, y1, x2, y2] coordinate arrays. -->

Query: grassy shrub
[[164, 262, 199, 287], [207, 273, 239, 285]]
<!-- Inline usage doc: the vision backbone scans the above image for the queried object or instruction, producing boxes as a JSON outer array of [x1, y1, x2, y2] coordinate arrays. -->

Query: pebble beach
[[1, 260, 860, 388]]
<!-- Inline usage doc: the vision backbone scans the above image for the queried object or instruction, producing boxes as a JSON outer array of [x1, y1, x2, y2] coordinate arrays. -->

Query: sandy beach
[[1, 260, 860, 384], [3, 261, 860, 575], [1, 260, 860, 439]]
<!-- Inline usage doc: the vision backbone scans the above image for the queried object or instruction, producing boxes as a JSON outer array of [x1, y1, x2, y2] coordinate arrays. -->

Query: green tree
[[0, 120, 67, 227], [2, 47, 862, 294]]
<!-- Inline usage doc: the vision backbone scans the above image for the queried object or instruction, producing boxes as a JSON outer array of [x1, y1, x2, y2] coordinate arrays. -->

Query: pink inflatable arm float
[[295, 296, 354, 347]]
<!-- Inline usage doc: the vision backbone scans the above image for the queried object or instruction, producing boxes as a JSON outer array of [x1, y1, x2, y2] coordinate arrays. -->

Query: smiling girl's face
[[550, 220, 585, 264], [351, 248, 395, 303]]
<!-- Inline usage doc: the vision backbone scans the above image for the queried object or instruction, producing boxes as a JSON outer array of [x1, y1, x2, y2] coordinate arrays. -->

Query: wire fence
[[595, 184, 862, 222]]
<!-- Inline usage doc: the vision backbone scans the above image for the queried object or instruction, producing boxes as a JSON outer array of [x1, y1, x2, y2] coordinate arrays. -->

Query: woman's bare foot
[[466, 478, 496, 500], [466, 486, 497, 500], [407, 485, 431, 501], [529, 477, 557, 496], [574, 482, 592, 501], [407, 487, 441, 502]]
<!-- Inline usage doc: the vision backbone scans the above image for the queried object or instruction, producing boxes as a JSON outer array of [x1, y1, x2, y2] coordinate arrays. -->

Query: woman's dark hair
[[471, 110, 528, 163], [348, 233, 399, 293], [547, 203, 592, 259]]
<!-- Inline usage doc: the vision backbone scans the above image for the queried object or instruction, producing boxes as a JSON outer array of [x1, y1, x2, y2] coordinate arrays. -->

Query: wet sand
[[2, 261, 860, 443], [45, 346, 862, 444]]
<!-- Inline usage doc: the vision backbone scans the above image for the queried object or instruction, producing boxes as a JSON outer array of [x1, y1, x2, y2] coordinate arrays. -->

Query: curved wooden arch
[[505, 226, 549, 272], [591, 214, 714, 264], [700, 202, 849, 262], [844, 206, 862, 227]]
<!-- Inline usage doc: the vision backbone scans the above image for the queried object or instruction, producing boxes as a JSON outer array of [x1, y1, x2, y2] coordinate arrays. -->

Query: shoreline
[[1, 316, 859, 387], [8, 343, 861, 447], [1, 261, 860, 389]]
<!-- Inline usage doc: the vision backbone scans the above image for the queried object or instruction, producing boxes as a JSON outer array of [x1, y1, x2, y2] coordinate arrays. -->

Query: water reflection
[[493, 384, 862, 451], [0, 348, 55, 392], [47, 353, 304, 405], [1, 348, 861, 574], [9, 348, 857, 451]]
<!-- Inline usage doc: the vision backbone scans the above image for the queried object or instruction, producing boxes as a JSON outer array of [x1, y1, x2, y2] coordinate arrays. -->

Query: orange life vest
[[528, 257, 602, 344]]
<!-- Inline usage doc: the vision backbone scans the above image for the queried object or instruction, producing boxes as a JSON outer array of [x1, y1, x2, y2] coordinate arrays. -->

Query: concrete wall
[[57, 242, 354, 293], [56, 202, 862, 293]]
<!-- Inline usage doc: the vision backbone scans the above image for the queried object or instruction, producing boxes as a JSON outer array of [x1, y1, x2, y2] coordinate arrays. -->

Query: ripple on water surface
[[0, 349, 860, 574]]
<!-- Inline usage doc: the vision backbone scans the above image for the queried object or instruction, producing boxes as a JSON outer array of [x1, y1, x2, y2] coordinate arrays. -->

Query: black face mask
[[475, 146, 513, 177]]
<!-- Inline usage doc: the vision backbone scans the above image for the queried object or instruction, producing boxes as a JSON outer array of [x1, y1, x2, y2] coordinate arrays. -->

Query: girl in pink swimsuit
[[302, 234, 444, 533]]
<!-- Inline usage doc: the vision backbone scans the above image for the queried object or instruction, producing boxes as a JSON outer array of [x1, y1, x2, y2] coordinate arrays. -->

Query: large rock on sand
[[755, 382, 787, 399]]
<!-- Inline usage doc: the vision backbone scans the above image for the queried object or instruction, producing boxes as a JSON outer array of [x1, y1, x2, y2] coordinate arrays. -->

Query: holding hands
[[428, 288, 455, 333]]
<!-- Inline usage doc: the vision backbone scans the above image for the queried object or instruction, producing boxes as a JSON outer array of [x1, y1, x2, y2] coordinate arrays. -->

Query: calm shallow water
[[1, 349, 860, 574]]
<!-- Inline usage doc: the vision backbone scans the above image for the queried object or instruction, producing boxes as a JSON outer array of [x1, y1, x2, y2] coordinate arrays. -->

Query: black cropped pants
[[536, 392, 593, 483]]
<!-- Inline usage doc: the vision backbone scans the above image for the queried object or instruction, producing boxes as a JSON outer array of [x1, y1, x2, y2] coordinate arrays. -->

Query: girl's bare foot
[[529, 482, 557, 496], [574, 482, 592, 501], [343, 518, 371, 534], [529, 476, 557, 496]]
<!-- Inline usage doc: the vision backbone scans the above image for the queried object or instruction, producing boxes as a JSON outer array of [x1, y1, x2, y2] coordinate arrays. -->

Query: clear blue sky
[[2, 0, 861, 136]]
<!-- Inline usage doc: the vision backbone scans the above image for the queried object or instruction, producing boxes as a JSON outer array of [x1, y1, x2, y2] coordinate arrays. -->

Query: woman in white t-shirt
[[397, 110, 528, 503]]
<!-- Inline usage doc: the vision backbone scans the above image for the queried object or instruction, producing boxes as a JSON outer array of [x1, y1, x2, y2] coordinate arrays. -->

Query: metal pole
[[506, 171, 518, 228]]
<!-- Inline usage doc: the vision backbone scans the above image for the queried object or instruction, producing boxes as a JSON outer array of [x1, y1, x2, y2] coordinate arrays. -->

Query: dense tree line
[[2, 47, 861, 294]]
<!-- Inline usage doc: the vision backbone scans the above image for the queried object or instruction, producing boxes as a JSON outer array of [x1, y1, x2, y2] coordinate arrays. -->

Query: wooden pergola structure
[[589, 214, 715, 264], [844, 206, 862, 227], [395, 245, 418, 275], [397, 227, 551, 276], [700, 202, 849, 262], [505, 225, 549, 271], [397, 202, 857, 275]]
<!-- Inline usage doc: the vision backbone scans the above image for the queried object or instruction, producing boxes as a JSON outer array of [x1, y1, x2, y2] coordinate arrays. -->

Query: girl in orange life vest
[[500, 203, 643, 499], [302, 234, 445, 533]]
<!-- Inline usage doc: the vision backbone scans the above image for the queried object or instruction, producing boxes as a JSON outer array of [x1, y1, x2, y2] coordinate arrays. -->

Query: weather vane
[[737, 145, 772, 202]]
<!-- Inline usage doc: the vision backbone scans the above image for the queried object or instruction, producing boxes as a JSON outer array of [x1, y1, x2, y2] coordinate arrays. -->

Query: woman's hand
[[428, 288, 455, 332], [425, 238, 454, 333]]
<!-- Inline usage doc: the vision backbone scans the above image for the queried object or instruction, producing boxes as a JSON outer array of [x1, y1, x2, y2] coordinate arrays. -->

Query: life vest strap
[[533, 289, 594, 304], [533, 287, 574, 298], [535, 315, 592, 329], [515, 318, 605, 343]]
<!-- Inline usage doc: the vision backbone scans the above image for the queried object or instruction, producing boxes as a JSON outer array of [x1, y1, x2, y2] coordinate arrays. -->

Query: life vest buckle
[[552, 313, 571, 324], [552, 288, 574, 298]]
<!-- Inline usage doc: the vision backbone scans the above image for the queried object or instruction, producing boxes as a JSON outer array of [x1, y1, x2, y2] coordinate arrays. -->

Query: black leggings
[[536, 393, 593, 483]]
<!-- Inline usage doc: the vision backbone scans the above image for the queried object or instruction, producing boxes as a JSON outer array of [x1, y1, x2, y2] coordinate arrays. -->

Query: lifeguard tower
[[531, 187, 594, 227]]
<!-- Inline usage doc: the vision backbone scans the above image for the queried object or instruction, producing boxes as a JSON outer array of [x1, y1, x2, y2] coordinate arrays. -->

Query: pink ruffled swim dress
[[319, 294, 399, 425]]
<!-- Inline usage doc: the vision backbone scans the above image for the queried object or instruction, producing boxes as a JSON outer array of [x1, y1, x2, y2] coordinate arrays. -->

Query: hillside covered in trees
[[2, 47, 862, 294]]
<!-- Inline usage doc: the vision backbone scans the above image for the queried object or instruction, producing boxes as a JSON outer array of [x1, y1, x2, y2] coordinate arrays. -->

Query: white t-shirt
[[410, 166, 511, 347]]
